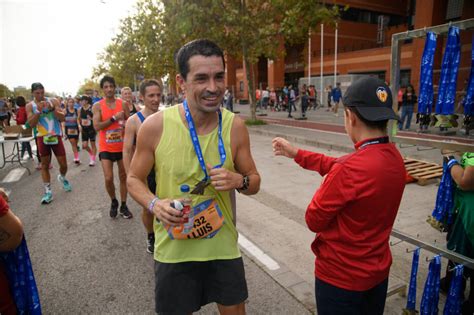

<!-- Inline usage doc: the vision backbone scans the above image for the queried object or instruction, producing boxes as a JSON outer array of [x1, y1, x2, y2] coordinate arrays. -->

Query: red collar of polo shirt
[[354, 136, 389, 150]]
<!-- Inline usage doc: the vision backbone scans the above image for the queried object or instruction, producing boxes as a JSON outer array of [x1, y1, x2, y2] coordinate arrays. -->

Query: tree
[[159, 0, 339, 120], [95, 0, 339, 120], [77, 79, 101, 96], [0, 84, 13, 98]]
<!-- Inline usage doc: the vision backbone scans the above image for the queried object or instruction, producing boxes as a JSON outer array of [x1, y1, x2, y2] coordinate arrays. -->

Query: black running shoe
[[110, 199, 119, 218], [146, 233, 155, 254], [120, 204, 133, 219]]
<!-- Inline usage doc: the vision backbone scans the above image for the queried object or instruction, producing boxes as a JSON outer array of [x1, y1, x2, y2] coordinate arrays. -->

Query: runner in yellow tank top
[[128, 39, 261, 314]]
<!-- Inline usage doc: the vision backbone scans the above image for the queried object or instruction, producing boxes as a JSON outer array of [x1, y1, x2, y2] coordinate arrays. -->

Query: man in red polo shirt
[[273, 77, 405, 315]]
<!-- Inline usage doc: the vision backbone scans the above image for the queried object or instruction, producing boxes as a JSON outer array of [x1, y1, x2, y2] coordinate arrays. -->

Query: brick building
[[225, 0, 474, 101]]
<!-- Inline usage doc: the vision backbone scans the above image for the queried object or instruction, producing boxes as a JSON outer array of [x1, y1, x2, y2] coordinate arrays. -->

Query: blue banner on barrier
[[435, 26, 461, 115], [418, 32, 437, 115]]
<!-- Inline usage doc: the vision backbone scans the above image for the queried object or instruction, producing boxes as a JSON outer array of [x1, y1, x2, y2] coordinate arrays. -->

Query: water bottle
[[180, 185, 194, 233]]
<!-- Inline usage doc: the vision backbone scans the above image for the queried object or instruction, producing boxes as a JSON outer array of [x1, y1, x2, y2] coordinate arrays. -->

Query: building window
[[240, 81, 244, 92], [446, 0, 464, 20]]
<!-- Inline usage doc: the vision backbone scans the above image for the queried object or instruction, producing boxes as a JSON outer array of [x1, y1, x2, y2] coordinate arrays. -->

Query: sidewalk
[[234, 103, 450, 165]]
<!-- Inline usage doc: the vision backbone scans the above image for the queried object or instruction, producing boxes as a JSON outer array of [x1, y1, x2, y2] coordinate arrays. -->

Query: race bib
[[43, 135, 58, 145], [67, 128, 78, 135], [165, 199, 224, 240], [81, 119, 91, 127], [105, 129, 123, 143]]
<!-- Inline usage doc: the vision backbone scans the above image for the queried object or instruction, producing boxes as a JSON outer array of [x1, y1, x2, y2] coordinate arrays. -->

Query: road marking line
[[2, 168, 26, 183], [238, 233, 280, 271]]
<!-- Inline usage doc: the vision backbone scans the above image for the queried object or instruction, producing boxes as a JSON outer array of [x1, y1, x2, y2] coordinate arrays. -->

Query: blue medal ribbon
[[420, 255, 441, 315], [431, 160, 456, 226], [435, 27, 461, 115], [183, 100, 226, 182], [463, 36, 474, 117], [406, 248, 420, 311], [418, 32, 437, 116], [443, 264, 464, 315]]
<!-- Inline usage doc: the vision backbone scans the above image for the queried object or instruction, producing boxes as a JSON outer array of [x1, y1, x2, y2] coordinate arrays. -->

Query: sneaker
[[57, 175, 72, 192], [120, 204, 133, 219], [74, 159, 81, 165], [41, 191, 53, 204], [36, 163, 42, 170], [110, 199, 119, 218], [146, 233, 155, 254], [89, 160, 96, 167]]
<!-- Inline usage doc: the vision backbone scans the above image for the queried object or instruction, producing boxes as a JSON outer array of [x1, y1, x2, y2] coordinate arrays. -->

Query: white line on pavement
[[238, 233, 280, 271], [2, 168, 26, 183]]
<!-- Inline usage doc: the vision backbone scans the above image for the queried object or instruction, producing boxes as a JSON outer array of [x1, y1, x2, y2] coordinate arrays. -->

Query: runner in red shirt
[[273, 77, 405, 315]]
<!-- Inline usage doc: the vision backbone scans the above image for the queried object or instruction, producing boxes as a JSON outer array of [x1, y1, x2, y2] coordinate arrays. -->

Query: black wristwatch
[[110, 116, 116, 123], [237, 175, 249, 193]]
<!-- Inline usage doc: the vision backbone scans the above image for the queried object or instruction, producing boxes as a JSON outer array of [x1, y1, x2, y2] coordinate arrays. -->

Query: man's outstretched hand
[[272, 137, 298, 159]]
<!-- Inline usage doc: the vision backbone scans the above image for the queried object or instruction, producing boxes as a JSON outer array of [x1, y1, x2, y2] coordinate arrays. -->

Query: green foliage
[[94, 0, 339, 120], [77, 79, 101, 96], [0, 84, 13, 98], [245, 119, 267, 126]]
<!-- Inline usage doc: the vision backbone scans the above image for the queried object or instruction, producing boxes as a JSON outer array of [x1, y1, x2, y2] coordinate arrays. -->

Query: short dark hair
[[16, 96, 26, 107], [175, 39, 225, 80], [100, 75, 116, 89], [31, 82, 44, 92], [345, 106, 388, 131], [139, 79, 161, 96], [80, 95, 92, 105]]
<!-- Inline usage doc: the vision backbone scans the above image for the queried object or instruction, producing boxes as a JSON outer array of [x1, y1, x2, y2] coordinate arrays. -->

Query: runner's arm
[[51, 98, 65, 122], [26, 103, 40, 128], [92, 102, 114, 131], [122, 99, 131, 120], [122, 117, 136, 173], [451, 164, 474, 191], [0, 209, 23, 252], [228, 116, 260, 195], [127, 114, 185, 226]]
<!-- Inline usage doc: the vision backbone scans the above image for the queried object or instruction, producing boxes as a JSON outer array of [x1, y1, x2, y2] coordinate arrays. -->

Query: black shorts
[[81, 128, 96, 142], [147, 169, 156, 194], [154, 257, 248, 314], [99, 151, 123, 162]]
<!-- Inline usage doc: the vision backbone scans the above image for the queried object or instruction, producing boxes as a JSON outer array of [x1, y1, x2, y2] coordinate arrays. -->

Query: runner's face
[[142, 85, 161, 113], [121, 89, 132, 102], [67, 99, 75, 109], [32, 89, 45, 102], [102, 82, 115, 98], [179, 55, 225, 113]]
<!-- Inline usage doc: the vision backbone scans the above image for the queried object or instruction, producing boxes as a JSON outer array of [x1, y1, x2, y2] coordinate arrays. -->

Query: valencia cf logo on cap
[[376, 87, 388, 103]]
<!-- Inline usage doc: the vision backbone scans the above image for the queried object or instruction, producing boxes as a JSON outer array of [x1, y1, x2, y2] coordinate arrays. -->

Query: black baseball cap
[[342, 77, 400, 122]]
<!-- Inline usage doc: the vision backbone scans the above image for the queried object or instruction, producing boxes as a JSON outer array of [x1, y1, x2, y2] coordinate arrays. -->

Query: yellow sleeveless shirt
[[153, 105, 241, 262]]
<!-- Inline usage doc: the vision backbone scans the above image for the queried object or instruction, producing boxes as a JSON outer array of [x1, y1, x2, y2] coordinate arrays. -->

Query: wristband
[[148, 197, 160, 214], [447, 158, 459, 170], [110, 116, 116, 123]]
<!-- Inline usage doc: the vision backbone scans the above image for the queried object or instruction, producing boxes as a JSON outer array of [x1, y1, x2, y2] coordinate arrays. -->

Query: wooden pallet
[[404, 158, 443, 186]]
